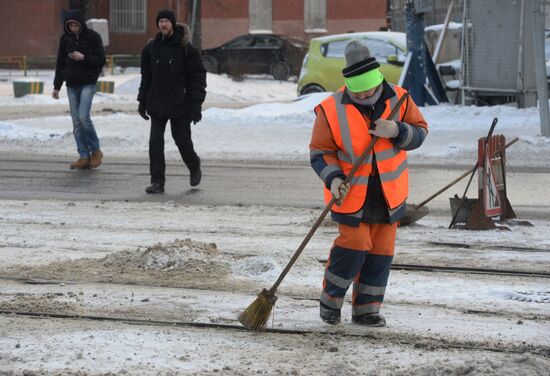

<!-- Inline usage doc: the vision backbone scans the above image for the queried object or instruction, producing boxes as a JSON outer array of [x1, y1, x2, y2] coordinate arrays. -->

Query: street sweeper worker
[[309, 40, 428, 327]]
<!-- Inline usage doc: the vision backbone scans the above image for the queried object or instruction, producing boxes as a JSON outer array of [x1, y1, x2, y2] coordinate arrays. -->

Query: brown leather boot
[[90, 150, 103, 169], [70, 158, 90, 170]]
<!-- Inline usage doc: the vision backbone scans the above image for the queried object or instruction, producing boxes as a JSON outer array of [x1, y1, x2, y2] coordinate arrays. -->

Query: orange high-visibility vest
[[315, 85, 408, 213]]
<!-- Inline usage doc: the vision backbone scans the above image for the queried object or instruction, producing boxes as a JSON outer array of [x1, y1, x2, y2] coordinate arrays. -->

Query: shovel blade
[[399, 205, 430, 226]]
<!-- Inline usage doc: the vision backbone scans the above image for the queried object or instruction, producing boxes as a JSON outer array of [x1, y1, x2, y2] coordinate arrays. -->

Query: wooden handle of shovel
[[414, 137, 518, 209], [269, 92, 409, 293]]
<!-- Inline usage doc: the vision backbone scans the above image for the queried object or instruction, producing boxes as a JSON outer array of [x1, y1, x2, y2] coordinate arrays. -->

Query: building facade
[[0, 0, 388, 58]]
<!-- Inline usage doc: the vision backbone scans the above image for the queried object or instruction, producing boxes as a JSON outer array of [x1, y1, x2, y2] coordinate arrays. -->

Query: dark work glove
[[138, 102, 149, 120], [189, 104, 202, 124]]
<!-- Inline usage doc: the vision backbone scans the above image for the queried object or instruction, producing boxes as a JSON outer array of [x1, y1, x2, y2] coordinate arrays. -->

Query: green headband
[[344, 68, 384, 93]]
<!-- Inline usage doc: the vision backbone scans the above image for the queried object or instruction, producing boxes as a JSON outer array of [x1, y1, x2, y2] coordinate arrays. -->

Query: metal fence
[[460, 0, 537, 107]]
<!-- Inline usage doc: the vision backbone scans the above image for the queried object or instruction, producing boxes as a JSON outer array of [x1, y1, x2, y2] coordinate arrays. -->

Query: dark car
[[201, 34, 307, 80]]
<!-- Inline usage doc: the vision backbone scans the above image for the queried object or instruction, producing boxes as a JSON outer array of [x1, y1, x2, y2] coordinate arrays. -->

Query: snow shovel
[[238, 92, 409, 331], [400, 136, 518, 226]]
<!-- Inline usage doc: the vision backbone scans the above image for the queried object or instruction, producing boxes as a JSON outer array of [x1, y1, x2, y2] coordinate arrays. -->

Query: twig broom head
[[238, 288, 278, 331]]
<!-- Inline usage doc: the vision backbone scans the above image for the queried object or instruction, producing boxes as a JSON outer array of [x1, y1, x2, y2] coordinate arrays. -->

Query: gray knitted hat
[[342, 40, 383, 92], [342, 40, 380, 77]]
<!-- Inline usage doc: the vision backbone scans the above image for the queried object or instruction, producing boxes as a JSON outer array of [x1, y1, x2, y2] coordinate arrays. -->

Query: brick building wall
[[272, 1, 304, 41], [0, 0, 187, 57], [94, 0, 189, 55], [328, 0, 387, 33], [201, 0, 387, 49], [0, 0, 388, 57], [0, 0, 65, 57], [202, 0, 249, 48]]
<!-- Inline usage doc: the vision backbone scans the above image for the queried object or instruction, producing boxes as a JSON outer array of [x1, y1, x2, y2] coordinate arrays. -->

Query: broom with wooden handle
[[238, 92, 409, 330]]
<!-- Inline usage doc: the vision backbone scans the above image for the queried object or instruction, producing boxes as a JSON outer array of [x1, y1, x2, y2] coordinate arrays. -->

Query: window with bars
[[305, 0, 327, 32], [110, 0, 146, 33], [249, 0, 272, 33]]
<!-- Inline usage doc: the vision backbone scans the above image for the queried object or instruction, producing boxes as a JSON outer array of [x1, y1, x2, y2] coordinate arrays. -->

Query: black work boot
[[145, 182, 164, 194], [320, 302, 341, 325], [190, 166, 202, 187], [351, 313, 386, 327]]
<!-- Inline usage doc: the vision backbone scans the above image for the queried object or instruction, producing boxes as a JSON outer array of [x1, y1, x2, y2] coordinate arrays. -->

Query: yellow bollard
[[13, 80, 43, 97], [96, 80, 115, 93]]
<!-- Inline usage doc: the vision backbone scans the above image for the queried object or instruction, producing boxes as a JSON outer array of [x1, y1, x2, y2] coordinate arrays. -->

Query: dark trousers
[[149, 116, 200, 185]]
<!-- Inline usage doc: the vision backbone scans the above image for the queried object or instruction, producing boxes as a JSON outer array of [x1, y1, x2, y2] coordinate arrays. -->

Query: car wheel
[[202, 56, 218, 74], [300, 84, 325, 95], [271, 62, 290, 81]]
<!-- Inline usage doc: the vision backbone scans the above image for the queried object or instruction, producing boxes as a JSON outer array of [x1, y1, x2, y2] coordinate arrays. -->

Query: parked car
[[297, 31, 407, 95], [201, 34, 308, 81]]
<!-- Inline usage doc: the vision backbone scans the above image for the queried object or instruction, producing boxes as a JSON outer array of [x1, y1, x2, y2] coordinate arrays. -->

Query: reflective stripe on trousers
[[320, 222, 396, 314]]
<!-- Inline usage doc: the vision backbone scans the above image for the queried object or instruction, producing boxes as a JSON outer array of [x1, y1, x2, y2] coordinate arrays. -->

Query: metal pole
[[460, 0, 468, 106], [433, 0, 453, 65], [191, 0, 198, 45], [517, 0, 525, 97], [533, 0, 550, 137], [405, 0, 427, 105]]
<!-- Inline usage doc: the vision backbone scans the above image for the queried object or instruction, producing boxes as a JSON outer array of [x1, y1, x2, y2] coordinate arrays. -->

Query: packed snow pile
[[99, 238, 230, 275], [2, 238, 241, 290]]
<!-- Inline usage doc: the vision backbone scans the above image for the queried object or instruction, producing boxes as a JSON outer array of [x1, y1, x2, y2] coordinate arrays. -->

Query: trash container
[[96, 80, 114, 93], [13, 81, 44, 98]]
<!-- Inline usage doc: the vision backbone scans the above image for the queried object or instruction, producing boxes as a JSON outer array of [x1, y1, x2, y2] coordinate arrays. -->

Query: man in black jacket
[[52, 9, 105, 170], [138, 9, 207, 194]]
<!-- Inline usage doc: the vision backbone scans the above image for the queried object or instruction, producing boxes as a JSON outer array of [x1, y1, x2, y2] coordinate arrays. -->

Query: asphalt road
[[0, 156, 322, 207], [1, 154, 549, 219]]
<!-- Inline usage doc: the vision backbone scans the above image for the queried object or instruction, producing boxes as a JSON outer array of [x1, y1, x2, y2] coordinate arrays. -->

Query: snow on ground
[[0, 69, 297, 105], [0, 70, 549, 168], [0, 71, 549, 375], [0, 199, 549, 374]]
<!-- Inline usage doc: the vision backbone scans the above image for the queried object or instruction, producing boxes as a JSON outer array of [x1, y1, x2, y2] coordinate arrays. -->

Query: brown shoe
[[90, 150, 103, 169], [70, 158, 90, 170]]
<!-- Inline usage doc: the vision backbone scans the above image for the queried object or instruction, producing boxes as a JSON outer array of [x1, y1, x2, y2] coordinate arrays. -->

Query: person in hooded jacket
[[138, 9, 207, 194], [52, 9, 105, 170]]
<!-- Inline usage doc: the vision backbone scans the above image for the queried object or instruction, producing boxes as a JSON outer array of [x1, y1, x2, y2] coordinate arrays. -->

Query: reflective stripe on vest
[[316, 85, 408, 213]]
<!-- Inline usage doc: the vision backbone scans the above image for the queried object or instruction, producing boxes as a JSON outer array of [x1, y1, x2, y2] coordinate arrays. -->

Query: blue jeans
[[67, 84, 100, 158]]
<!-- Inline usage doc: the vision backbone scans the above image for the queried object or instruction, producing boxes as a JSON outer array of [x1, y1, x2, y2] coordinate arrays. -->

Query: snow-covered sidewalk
[[1, 72, 549, 168]]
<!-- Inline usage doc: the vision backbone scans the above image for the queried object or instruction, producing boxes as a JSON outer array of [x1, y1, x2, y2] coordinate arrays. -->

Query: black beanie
[[156, 9, 176, 28]]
